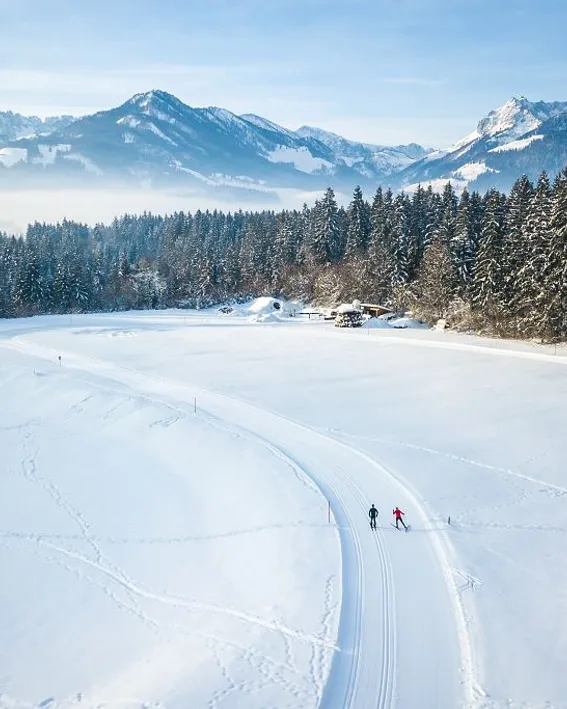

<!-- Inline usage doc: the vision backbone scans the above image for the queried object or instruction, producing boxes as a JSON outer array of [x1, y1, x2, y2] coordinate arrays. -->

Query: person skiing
[[369, 504, 379, 530], [393, 506, 408, 530]]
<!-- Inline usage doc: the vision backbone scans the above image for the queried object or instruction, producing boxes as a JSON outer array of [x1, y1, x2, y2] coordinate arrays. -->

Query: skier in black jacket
[[369, 504, 379, 529]]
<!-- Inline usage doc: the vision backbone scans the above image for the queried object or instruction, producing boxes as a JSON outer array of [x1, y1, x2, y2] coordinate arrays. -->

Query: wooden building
[[360, 303, 393, 318]]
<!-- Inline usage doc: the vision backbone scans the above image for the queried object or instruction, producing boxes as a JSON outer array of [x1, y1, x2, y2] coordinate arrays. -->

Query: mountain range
[[1, 91, 567, 198], [398, 96, 567, 193]]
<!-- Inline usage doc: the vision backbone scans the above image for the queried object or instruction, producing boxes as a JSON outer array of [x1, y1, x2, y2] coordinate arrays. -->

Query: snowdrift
[[362, 315, 427, 330], [245, 297, 299, 323]]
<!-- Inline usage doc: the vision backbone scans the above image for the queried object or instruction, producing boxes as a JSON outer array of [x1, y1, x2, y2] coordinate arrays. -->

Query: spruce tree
[[345, 186, 371, 257], [471, 189, 506, 326], [513, 172, 552, 337], [453, 188, 476, 290], [540, 169, 567, 340], [436, 182, 458, 245], [502, 175, 535, 316], [310, 188, 340, 264], [391, 194, 410, 285]]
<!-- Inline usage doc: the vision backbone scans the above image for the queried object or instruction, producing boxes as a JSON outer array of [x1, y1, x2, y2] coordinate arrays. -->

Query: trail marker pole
[[448, 516, 451, 525], [194, 396, 197, 415], [328, 500, 331, 524]]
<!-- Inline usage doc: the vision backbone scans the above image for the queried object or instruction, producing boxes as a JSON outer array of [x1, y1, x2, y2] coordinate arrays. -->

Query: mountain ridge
[[1, 91, 567, 196], [396, 95, 567, 192], [0, 90, 433, 193]]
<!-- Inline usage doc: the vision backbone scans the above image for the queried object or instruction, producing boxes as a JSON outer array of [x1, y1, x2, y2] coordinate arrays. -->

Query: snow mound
[[362, 318, 392, 329], [247, 297, 298, 316], [389, 317, 427, 329], [247, 297, 283, 314], [362, 315, 428, 330], [248, 312, 284, 323], [336, 302, 361, 314], [244, 297, 300, 323]]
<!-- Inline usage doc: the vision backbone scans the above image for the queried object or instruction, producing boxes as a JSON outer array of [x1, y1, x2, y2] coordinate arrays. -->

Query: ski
[[390, 523, 410, 532]]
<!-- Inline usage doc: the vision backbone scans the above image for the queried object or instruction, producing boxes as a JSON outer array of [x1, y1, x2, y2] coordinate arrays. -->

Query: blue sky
[[1, 0, 565, 147]]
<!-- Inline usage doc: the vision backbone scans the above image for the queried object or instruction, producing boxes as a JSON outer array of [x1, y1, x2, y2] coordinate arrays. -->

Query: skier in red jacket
[[393, 507, 408, 530]]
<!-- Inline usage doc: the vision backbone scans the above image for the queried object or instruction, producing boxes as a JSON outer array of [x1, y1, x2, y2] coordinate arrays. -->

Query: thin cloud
[[376, 77, 444, 87]]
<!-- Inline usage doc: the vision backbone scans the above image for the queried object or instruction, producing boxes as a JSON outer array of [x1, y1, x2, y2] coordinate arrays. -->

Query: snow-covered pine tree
[[0, 237, 19, 317], [423, 186, 442, 254], [539, 169, 567, 341], [471, 189, 507, 328], [390, 194, 410, 286], [370, 187, 384, 245], [368, 233, 396, 304], [310, 187, 341, 264], [436, 182, 459, 245], [13, 247, 46, 314], [345, 186, 371, 257], [512, 172, 552, 337], [502, 175, 535, 319], [406, 185, 429, 279], [452, 189, 484, 295]]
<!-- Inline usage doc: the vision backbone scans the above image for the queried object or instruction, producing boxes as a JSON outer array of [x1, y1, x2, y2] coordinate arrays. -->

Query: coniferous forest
[[1, 169, 567, 341]]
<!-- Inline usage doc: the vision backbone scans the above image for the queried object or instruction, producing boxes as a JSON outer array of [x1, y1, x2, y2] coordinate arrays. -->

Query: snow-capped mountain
[[3, 92, 566, 196], [0, 90, 429, 193], [396, 96, 567, 192], [296, 125, 431, 177], [0, 111, 74, 143]]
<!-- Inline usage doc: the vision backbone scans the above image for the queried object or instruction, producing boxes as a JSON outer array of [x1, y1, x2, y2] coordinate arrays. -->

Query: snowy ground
[[2, 306, 567, 709]]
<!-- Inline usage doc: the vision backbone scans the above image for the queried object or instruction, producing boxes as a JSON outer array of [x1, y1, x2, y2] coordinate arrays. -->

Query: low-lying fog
[[0, 186, 339, 233]]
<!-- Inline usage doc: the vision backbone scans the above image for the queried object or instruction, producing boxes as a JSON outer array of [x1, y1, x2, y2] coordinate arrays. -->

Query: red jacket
[[393, 508, 404, 519]]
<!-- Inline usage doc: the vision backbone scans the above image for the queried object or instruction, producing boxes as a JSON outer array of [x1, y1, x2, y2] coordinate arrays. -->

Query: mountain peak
[[476, 96, 567, 142], [127, 89, 184, 111], [477, 97, 537, 140]]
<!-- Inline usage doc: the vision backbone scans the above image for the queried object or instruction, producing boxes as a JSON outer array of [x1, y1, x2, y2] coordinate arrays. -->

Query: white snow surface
[[405, 177, 468, 194], [117, 117, 142, 129], [266, 146, 334, 174], [388, 316, 428, 329], [488, 135, 544, 153], [64, 154, 103, 175], [436, 97, 567, 158], [240, 114, 295, 138], [0, 147, 28, 167], [31, 145, 72, 166], [3, 310, 567, 709], [453, 161, 494, 181], [142, 122, 177, 146], [361, 317, 391, 329], [341, 156, 363, 168], [477, 98, 541, 141], [244, 297, 299, 321], [362, 315, 426, 330]]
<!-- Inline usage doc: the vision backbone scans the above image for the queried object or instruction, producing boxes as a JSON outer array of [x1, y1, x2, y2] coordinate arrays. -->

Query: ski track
[[329, 429, 567, 497], [0, 331, 477, 709]]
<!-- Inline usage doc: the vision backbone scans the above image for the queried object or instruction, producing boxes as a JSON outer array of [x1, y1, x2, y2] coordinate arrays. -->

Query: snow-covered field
[[2, 305, 567, 709]]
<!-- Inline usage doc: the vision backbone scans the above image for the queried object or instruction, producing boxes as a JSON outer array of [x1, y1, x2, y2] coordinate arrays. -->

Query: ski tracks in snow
[[1, 334, 475, 708]]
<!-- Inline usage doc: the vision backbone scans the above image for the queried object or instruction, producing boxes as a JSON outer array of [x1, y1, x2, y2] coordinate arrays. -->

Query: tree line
[[1, 169, 567, 340]]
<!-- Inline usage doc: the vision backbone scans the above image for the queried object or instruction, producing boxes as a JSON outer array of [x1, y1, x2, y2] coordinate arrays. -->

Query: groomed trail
[[1, 327, 474, 709]]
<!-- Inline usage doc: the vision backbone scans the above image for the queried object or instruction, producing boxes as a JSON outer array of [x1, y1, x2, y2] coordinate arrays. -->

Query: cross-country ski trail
[[1, 333, 474, 709]]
